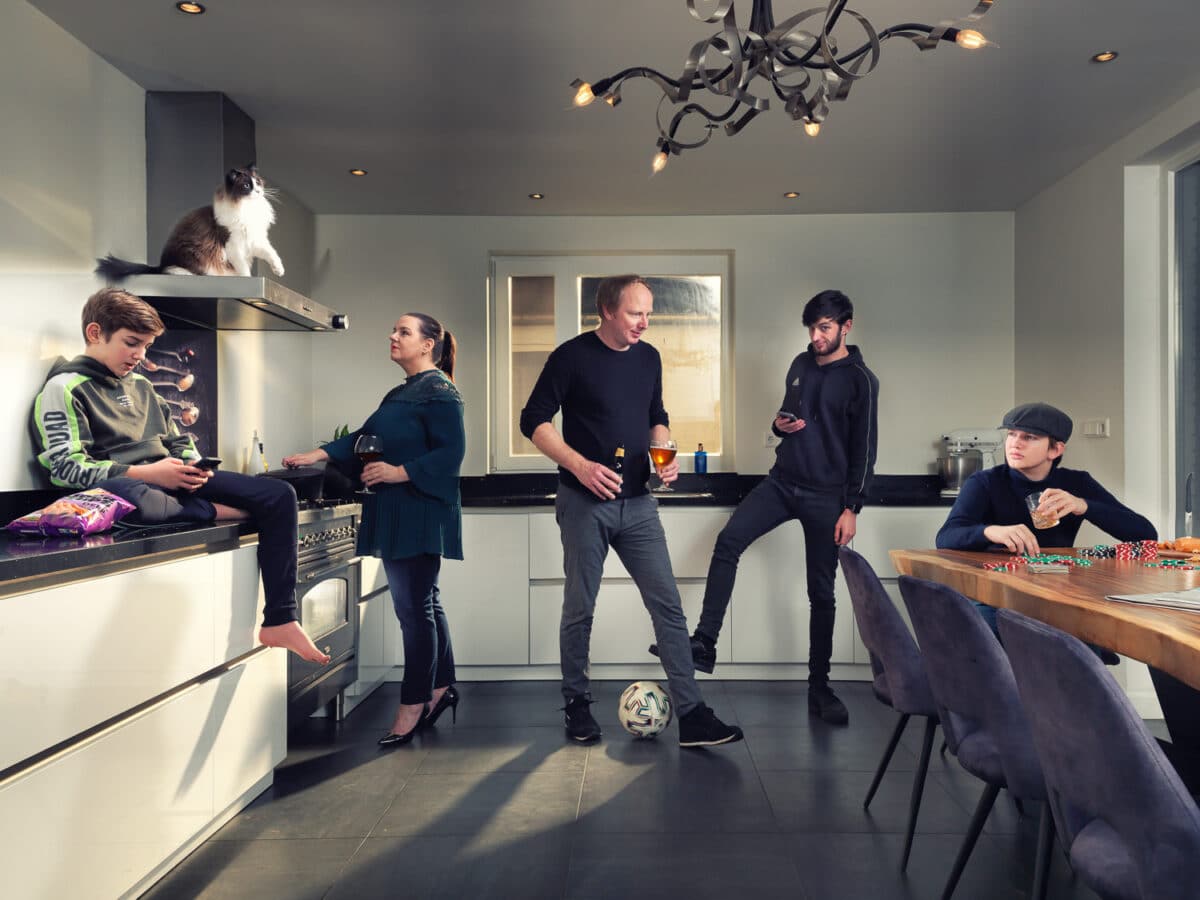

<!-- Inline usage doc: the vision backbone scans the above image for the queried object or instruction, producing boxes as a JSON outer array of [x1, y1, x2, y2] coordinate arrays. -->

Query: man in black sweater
[[656, 290, 879, 726], [519, 275, 743, 748]]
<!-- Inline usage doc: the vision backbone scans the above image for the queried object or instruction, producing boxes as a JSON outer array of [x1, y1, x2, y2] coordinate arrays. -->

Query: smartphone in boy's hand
[[776, 410, 799, 423], [195, 456, 222, 471]]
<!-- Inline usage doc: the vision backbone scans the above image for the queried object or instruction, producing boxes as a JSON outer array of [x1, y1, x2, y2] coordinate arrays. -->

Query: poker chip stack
[[1078, 545, 1117, 559], [1137, 539, 1158, 560], [1115, 542, 1137, 560]]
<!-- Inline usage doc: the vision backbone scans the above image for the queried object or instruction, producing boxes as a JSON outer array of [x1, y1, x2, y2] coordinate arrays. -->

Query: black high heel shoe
[[423, 685, 460, 728], [377, 710, 425, 748]]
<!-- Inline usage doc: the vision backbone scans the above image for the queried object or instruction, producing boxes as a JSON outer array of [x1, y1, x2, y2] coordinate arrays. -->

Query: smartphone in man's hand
[[195, 456, 222, 471], [776, 410, 799, 423]]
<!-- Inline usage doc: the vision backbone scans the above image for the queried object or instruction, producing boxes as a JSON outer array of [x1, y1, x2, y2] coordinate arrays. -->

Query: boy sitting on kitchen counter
[[30, 287, 329, 664]]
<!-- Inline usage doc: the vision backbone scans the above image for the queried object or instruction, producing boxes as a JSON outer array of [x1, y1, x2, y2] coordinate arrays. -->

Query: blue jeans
[[383, 554, 456, 706], [696, 474, 844, 683], [555, 486, 702, 716], [98, 472, 299, 626]]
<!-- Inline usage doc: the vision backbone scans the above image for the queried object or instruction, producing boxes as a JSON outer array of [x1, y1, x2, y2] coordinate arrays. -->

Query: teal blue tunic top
[[324, 369, 465, 561]]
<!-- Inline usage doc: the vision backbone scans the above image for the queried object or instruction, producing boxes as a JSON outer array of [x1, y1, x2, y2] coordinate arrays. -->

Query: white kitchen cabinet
[[213, 543, 267, 661], [381, 511, 531, 668], [529, 582, 714, 665], [0, 555, 219, 772], [0, 649, 282, 900], [847, 507, 943, 663]]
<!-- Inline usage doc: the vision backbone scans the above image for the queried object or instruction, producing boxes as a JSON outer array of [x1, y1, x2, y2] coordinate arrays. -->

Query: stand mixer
[[939, 428, 1005, 497]]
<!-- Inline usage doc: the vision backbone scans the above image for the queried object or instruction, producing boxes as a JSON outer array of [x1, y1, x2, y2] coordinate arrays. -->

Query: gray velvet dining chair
[[898, 575, 1054, 900], [838, 547, 939, 871], [997, 608, 1200, 900]]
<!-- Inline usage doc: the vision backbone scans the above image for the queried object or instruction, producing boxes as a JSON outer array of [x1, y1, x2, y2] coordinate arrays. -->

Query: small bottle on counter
[[694, 443, 707, 474]]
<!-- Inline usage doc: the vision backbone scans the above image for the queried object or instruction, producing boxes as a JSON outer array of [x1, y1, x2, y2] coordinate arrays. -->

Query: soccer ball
[[618, 681, 673, 738]]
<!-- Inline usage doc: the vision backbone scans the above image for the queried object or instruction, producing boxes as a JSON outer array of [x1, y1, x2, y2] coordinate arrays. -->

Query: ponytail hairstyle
[[406, 312, 456, 381]]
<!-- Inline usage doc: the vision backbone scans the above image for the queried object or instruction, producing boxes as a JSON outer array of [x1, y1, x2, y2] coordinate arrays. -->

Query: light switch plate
[[1082, 418, 1111, 438], [765, 432, 781, 448]]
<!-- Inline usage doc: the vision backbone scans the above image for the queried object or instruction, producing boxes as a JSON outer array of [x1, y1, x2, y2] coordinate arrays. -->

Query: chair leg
[[865, 713, 910, 810], [900, 716, 938, 872], [940, 782, 1001, 900], [1030, 800, 1055, 900]]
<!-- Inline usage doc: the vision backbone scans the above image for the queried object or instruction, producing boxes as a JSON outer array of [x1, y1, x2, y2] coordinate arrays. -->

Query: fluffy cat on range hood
[[96, 165, 284, 281]]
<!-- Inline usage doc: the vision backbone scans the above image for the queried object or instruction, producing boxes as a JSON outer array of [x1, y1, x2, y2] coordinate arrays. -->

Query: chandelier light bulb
[[573, 83, 596, 107], [573, 0, 1001, 167], [955, 29, 986, 50]]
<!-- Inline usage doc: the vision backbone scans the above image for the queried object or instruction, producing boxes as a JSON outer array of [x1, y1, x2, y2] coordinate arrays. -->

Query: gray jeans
[[555, 486, 702, 716]]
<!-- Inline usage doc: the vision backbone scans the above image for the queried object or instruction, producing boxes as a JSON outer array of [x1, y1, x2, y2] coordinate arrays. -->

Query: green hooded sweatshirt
[[32, 355, 199, 488]]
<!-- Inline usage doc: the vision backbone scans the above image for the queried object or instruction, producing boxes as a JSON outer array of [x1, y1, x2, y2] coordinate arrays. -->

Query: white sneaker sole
[[679, 731, 743, 748]]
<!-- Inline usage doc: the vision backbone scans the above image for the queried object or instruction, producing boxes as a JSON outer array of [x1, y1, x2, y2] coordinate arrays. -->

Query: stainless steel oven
[[288, 501, 361, 727]]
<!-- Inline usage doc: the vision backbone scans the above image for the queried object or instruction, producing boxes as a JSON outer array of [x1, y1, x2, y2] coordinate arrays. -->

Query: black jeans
[[696, 474, 844, 683], [383, 554, 456, 706], [97, 472, 299, 626]]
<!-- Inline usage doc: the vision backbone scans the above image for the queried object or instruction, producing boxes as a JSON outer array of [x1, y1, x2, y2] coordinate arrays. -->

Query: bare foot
[[389, 702, 426, 736], [259, 622, 331, 664]]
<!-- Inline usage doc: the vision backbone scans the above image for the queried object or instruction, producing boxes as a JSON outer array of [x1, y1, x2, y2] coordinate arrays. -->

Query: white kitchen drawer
[[850, 506, 948, 576], [0, 555, 218, 772], [440, 512, 529, 664], [529, 582, 714, 665], [213, 544, 267, 661], [0, 653, 281, 900]]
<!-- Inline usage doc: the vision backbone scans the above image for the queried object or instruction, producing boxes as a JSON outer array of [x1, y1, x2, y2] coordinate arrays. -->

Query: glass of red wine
[[354, 434, 384, 494]]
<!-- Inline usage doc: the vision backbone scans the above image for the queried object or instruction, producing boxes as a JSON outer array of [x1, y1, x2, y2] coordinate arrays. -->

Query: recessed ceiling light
[[528, 193, 544, 200], [1090, 50, 1119, 64], [348, 168, 367, 176], [783, 191, 800, 199], [175, 2, 205, 14]]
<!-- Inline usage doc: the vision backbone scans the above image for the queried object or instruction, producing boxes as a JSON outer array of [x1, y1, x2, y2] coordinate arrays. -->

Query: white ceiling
[[28, 0, 1200, 216]]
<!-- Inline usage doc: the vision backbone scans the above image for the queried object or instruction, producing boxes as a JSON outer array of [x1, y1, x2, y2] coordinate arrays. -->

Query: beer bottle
[[612, 445, 625, 475]]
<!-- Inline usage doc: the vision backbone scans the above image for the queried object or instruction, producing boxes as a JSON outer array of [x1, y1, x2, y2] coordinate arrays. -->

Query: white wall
[[0, 2, 317, 487], [311, 213, 1015, 476], [0, 0, 146, 490], [1016, 82, 1200, 522]]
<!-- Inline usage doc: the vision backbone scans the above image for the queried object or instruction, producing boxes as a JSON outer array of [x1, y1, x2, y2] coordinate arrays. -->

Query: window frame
[[489, 252, 734, 473]]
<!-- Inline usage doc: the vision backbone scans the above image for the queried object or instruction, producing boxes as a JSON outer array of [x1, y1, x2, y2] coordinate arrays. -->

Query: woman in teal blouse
[[285, 313, 465, 746]]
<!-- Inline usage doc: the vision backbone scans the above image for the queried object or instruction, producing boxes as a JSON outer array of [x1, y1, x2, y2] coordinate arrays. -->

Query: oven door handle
[[302, 559, 355, 582]]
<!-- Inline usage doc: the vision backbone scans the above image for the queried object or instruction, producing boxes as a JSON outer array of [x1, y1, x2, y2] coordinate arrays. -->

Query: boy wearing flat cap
[[936, 401, 1155, 560]]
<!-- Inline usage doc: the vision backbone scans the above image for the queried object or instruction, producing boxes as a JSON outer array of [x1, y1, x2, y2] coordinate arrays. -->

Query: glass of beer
[[354, 434, 384, 494], [1025, 491, 1059, 530], [649, 440, 677, 492]]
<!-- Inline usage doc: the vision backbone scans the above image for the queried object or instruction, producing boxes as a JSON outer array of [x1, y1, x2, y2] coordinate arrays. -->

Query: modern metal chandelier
[[571, 0, 999, 173]]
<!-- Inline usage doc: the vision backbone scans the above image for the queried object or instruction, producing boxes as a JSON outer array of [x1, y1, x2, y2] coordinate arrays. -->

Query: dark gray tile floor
[[142, 680, 1110, 900]]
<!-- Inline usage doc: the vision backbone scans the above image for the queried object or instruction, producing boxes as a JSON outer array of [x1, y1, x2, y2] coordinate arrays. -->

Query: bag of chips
[[6, 488, 137, 537]]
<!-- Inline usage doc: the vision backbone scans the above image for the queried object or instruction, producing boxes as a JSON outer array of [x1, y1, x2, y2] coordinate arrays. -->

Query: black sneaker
[[678, 704, 743, 748], [648, 633, 717, 674], [563, 694, 602, 743], [808, 682, 849, 726]]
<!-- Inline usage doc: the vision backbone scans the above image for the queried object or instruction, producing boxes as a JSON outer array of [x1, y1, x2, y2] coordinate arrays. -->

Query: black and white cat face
[[222, 165, 263, 200]]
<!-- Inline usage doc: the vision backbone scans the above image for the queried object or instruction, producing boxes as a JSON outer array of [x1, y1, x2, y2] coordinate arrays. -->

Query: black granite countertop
[[459, 473, 953, 508], [0, 519, 243, 586]]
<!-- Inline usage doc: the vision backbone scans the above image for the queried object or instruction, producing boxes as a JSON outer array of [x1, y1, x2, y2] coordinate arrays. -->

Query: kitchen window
[[490, 254, 732, 472]]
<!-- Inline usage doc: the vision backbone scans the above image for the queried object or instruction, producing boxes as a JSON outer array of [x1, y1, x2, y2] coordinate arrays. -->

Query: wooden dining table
[[888, 548, 1200, 692]]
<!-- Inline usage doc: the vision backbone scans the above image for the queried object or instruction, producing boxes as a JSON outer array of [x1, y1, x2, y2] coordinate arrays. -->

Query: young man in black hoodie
[[32, 287, 329, 665], [655, 289, 879, 724]]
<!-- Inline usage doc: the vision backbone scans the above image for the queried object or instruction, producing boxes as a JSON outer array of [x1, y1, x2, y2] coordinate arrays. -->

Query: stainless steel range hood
[[118, 274, 349, 332]]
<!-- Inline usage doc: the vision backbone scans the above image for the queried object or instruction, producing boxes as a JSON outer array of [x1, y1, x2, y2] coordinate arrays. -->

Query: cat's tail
[[95, 255, 164, 282]]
